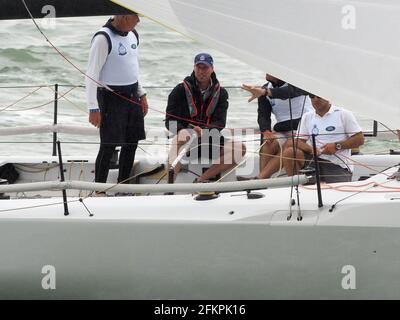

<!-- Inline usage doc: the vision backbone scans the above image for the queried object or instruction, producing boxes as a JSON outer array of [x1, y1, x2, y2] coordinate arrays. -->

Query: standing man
[[242, 74, 312, 179], [86, 14, 148, 193], [282, 94, 364, 183], [165, 53, 245, 182]]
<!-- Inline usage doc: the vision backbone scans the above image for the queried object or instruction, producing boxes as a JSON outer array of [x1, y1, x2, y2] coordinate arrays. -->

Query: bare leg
[[258, 156, 282, 179], [198, 141, 246, 182], [282, 147, 305, 176], [258, 140, 280, 179]]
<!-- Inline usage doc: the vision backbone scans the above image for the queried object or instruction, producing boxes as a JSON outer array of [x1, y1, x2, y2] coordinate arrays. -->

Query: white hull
[[1, 161, 400, 299], [1, 201, 400, 299], [1, 0, 398, 299]]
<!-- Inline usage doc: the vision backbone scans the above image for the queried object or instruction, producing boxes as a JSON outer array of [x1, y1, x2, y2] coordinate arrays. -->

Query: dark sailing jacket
[[165, 72, 229, 132]]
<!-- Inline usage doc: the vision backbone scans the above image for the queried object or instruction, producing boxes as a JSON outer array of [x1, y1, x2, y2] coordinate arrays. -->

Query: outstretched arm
[[267, 84, 308, 100]]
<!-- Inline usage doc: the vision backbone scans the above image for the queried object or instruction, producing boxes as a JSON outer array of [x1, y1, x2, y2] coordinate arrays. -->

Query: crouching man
[[165, 53, 246, 182]]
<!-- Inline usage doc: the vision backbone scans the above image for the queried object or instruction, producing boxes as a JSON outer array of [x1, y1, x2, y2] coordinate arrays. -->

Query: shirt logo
[[326, 126, 336, 132], [312, 124, 319, 135], [118, 43, 127, 56]]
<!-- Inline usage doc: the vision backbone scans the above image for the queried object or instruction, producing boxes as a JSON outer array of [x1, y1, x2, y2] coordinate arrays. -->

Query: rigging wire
[[19, 0, 229, 131], [45, 85, 88, 113], [0, 86, 43, 113], [2, 87, 76, 112], [6, 1, 399, 201]]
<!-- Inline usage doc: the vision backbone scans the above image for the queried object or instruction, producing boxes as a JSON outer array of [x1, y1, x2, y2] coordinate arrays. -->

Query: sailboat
[[0, 0, 400, 299]]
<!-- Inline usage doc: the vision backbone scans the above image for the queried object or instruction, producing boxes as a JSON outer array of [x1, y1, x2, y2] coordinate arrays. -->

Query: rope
[[301, 180, 400, 193], [20, 0, 229, 130], [0, 199, 81, 214], [215, 139, 268, 182], [46, 85, 88, 114], [14, 1, 400, 138], [2, 87, 76, 112], [0, 86, 43, 113]]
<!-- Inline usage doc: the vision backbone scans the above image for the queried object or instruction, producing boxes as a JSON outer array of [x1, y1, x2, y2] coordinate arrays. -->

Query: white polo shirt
[[297, 105, 362, 172]]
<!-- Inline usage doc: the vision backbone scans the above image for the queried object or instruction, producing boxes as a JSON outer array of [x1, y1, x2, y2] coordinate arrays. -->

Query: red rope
[[21, 0, 227, 130]]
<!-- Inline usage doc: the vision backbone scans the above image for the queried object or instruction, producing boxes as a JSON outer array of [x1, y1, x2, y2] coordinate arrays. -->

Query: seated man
[[241, 74, 312, 179], [165, 53, 245, 182], [282, 94, 364, 183]]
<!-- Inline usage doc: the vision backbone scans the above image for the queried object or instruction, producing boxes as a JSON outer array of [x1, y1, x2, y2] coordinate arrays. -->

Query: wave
[[0, 66, 22, 73], [0, 48, 42, 63]]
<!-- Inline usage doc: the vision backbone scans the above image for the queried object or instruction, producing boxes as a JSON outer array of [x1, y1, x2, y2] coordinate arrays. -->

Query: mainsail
[[113, 0, 400, 129]]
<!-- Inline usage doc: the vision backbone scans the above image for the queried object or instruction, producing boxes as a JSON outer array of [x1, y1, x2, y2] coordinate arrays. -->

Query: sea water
[[0, 17, 398, 157]]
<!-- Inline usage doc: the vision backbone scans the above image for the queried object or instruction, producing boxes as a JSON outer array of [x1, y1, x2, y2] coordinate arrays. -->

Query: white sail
[[112, 0, 400, 129]]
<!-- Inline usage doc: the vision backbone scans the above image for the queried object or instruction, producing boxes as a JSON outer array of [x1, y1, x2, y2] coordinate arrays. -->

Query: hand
[[89, 112, 101, 128], [241, 84, 267, 102], [321, 143, 336, 155], [192, 125, 203, 137], [140, 95, 148, 117], [262, 131, 276, 143], [308, 147, 322, 156]]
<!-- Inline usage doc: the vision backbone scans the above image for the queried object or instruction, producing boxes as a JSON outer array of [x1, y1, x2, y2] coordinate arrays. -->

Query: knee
[[261, 142, 273, 153], [282, 147, 295, 159], [284, 139, 294, 149], [282, 140, 291, 150], [177, 129, 192, 142]]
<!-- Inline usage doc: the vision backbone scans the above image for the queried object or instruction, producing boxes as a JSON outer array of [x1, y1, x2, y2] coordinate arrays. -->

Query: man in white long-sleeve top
[[85, 14, 148, 193]]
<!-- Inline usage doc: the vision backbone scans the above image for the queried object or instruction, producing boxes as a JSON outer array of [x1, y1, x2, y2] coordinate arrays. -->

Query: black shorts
[[304, 154, 352, 183], [97, 83, 145, 145]]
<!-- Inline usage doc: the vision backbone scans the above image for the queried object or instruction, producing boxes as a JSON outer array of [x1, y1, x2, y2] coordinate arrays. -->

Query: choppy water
[[0, 16, 398, 157]]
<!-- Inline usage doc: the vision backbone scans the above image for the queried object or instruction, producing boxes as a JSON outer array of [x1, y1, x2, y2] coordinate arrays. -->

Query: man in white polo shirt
[[282, 94, 364, 183]]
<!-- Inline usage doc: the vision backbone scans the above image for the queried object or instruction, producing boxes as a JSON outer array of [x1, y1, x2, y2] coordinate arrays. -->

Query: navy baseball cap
[[194, 53, 214, 67]]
